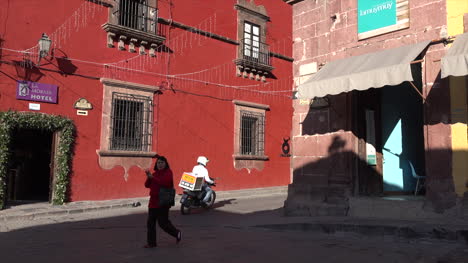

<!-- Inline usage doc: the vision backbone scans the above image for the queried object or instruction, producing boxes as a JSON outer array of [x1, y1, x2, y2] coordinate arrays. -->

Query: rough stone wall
[[465, 14, 468, 32], [287, 0, 454, 215]]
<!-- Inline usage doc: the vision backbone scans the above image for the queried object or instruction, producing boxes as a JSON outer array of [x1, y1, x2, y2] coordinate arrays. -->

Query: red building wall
[[0, 0, 293, 202]]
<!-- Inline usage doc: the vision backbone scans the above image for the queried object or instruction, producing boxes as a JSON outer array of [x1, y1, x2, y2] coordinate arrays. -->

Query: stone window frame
[[108, 92, 152, 152], [234, 0, 273, 81], [101, 0, 165, 55], [233, 100, 269, 161], [97, 78, 160, 180], [98, 78, 159, 158]]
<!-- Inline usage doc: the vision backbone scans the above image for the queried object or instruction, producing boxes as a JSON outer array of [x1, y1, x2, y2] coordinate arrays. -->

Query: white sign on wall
[[29, 103, 41, 111]]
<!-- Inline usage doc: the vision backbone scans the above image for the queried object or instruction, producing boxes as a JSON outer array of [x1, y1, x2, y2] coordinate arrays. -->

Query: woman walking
[[144, 155, 181, 248]]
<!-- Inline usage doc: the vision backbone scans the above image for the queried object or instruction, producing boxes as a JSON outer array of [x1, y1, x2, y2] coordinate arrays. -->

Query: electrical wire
[[0, 47, 292, 97]]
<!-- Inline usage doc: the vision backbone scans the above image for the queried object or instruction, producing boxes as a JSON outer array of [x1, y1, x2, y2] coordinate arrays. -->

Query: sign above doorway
[[16, 80, 58, 104]]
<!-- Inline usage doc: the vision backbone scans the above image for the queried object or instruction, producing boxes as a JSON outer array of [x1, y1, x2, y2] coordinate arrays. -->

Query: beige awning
[[441, 32, 468, 78], [297, 41, 431, 99]]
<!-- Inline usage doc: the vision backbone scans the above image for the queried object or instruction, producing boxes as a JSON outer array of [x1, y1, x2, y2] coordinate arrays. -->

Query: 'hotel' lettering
[[30, 94, 53, 101]]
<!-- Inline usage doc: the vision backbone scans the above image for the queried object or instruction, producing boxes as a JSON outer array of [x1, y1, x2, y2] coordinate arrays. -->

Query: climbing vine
[[0, 111, 75, 209]]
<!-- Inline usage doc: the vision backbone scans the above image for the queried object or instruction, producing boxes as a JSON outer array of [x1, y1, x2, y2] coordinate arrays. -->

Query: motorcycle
[[179, 181, 216, 215]]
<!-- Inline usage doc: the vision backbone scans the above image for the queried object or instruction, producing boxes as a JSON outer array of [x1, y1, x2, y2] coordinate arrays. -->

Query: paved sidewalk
[[1, 186, 468, 245], [0, 186, 288, 222]]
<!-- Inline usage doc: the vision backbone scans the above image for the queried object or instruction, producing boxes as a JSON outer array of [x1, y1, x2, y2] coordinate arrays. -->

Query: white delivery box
[[178, 172, 204, 191]]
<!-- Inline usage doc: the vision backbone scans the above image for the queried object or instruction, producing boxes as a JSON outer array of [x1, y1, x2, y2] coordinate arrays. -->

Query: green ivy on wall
[[0, 111, 75, 209]]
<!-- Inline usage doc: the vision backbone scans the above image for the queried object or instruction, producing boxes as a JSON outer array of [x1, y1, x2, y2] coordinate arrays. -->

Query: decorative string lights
[[9, 0, 292, 101]]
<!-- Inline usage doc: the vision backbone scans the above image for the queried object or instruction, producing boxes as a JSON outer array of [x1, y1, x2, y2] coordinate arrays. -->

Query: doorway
[[381, 82, 425, 194], [356, 81, 426, 196], [6, 128, 54, 203]]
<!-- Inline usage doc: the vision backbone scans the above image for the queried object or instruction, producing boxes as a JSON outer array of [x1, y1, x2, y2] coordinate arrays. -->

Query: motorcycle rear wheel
[[180, 204, 191, 215], [205, 191, 216, 208]]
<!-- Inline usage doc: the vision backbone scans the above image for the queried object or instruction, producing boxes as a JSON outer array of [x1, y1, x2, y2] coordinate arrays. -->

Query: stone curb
[[254, 222, 468, 244]]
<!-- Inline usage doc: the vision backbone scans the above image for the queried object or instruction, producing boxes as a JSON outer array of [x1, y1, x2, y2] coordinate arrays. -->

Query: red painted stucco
[[0, 0, 293, 201]]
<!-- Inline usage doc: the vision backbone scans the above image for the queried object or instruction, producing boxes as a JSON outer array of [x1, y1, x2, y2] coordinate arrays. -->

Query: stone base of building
[[283, 183, 349, 216]]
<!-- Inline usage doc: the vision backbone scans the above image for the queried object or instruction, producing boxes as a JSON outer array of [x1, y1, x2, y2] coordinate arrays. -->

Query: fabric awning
[[297, 41, 431, 99], [441, 32, 468, 78]]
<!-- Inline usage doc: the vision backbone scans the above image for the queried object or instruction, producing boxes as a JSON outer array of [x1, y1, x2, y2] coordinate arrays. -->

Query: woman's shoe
[[176, 230, 182, 244], [143, 244, 157, 248]]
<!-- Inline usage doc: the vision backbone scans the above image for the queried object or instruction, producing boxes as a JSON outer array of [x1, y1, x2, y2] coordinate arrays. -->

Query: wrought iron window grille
[[110, 92, 153, 151], [116, 0, 157, 33], [240, 110, 265, 156]]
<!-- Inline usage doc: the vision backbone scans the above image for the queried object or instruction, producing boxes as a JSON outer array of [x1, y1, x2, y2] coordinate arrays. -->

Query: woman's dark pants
[[147, 207, 179, 246]]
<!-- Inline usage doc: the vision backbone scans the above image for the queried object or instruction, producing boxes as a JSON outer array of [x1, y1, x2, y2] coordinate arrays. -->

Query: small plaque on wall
[[74, 98, 93, 110]]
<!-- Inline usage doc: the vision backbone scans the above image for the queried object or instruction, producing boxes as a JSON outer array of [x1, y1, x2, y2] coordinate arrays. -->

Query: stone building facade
[[284, 0, 468, 217]]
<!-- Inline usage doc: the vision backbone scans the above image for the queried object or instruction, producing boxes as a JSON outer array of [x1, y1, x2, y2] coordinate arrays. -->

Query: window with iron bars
[[118, 0, 157, 33], [110, 92, 153, 151], [240, 110, 265, 156]]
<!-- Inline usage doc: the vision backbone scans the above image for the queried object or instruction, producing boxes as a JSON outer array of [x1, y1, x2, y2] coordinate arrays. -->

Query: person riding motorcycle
[[192, 156, 215, 206]]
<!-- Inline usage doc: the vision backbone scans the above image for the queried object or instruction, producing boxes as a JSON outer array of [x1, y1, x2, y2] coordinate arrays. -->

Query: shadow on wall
[[290, 136, 381, 205], [13, 60, 44, 82], [288, 135, 461, 213], [55, 57, 78, 76], [0, 37, 3, 61], [301, 93, 350, 136], [424, 73, 456, 126]]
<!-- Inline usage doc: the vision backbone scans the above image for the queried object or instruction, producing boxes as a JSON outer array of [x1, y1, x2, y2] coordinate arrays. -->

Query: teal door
[[382, 119, 404, 191], [381, 82, 425, 192]]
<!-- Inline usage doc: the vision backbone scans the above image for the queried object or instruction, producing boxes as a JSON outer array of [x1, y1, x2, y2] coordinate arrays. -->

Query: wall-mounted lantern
[[38, 33, 52, 65]]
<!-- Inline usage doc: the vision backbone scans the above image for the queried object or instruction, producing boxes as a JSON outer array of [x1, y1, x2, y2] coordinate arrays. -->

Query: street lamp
[[38, 33, 51, 64]]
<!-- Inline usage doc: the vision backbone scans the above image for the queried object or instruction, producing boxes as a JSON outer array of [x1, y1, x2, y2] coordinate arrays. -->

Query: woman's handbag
[[159, 187, 175, 207]]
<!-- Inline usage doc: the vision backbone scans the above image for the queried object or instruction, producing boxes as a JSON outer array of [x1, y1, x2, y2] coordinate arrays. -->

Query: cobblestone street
[[1, 194, 466, 263]]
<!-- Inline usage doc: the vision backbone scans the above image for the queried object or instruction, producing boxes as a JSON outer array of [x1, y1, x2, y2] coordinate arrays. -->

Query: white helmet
[[197, 156, 209, 166]]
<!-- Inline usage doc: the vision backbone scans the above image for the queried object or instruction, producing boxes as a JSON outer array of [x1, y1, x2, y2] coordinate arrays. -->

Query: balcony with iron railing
[[102, 0, 166, 51], [235, 38, 274, 74]]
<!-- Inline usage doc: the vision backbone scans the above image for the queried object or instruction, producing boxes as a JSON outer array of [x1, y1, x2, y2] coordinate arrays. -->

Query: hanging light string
[[132, 34, 293, 78], [16, 1, 291, 87], [106, 11, 219, 66], [0, 47, 292, 97], [18, 0, 291, 69], [5, 3, 293, 98], [22, 0, 105, 53]]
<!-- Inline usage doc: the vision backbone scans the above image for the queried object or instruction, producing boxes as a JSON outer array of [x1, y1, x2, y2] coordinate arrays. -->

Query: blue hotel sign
[[358, 0, 397, 35]]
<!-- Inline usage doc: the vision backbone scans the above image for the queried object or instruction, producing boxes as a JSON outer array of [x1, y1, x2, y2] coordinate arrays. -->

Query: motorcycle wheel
[[205, 191, 216, 208], [180, 204, 191, 215]]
